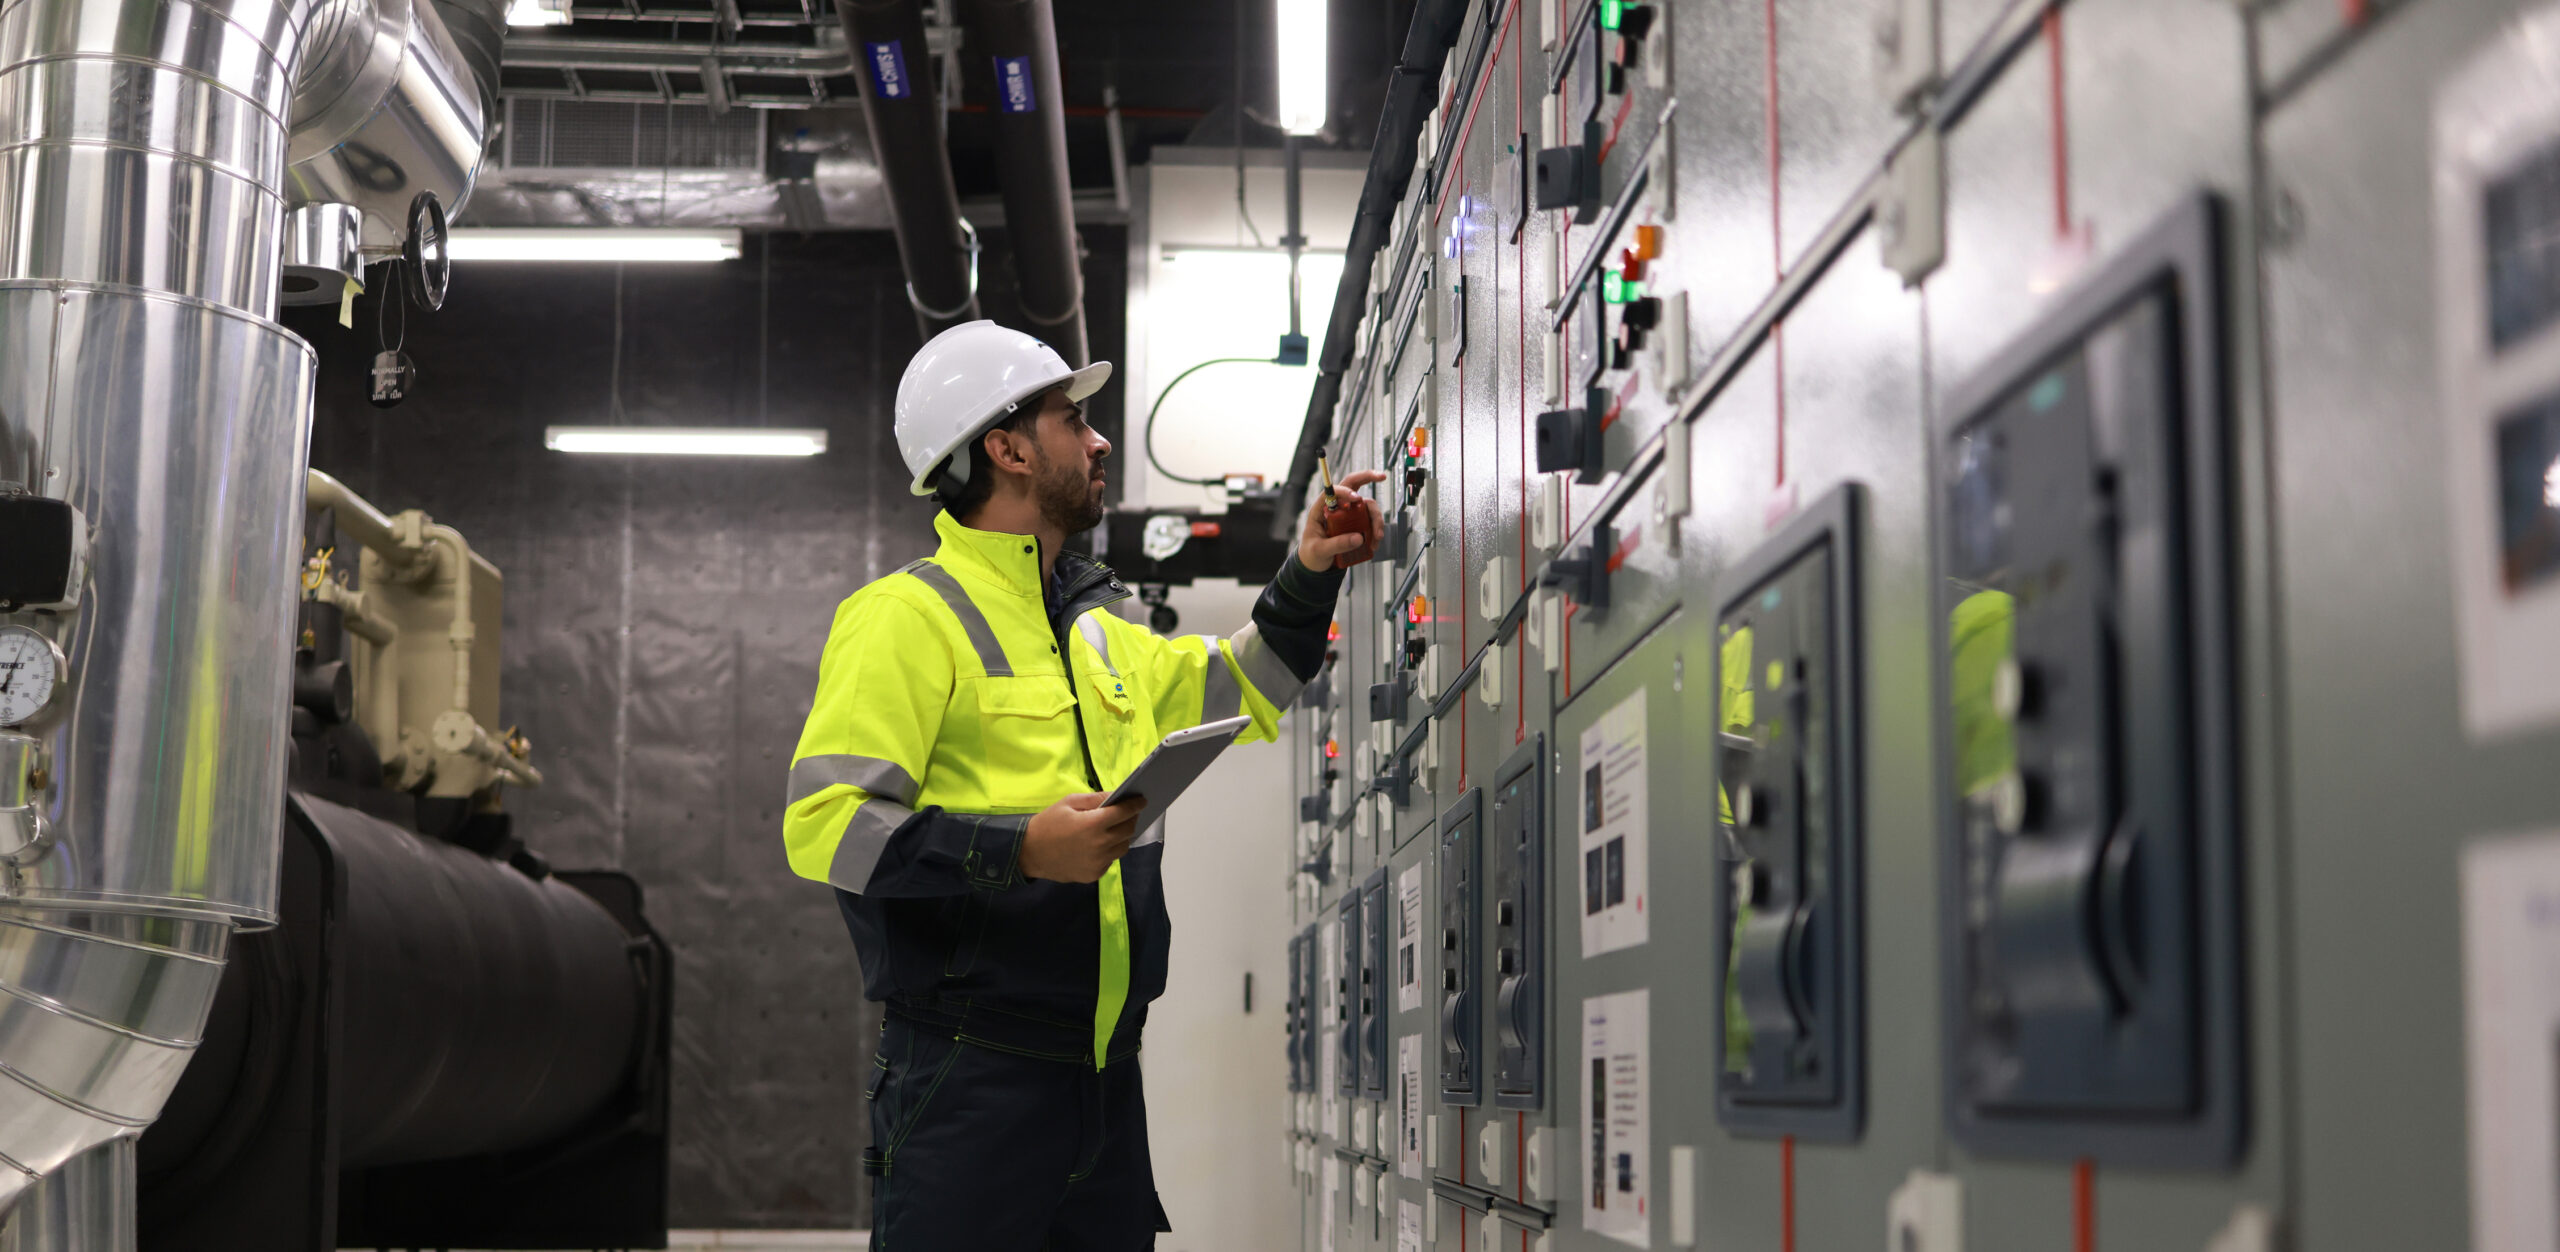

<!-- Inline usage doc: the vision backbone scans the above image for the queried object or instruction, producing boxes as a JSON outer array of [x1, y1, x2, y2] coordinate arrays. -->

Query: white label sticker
[[1398, 1198, 1424, 1252], [1322, 1154, 1341, 1252], [1578, 687, 1652, 955], [1399, 1032, 1425, 1179], [2464, 827, 2560, 1251], [1581, 989, 1652, 1247], [2436, 15, 2560, 740], [1398, 862, 1426, 1013]]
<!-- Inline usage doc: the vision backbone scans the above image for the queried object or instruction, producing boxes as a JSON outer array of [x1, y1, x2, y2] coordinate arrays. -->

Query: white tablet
[[1107, 715, 1253, 848]]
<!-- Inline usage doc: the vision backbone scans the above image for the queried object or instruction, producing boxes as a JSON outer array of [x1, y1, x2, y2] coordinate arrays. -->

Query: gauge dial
[[0, 627, 65, 728]]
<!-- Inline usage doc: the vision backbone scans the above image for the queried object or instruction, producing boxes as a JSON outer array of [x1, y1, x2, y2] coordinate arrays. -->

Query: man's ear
[[981, 423, 1036, 477]]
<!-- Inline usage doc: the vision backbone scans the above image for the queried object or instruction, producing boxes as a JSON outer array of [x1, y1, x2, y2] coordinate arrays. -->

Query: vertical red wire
[[2045, 7, 2070, 240], [2074, 1158, 2096, 1252], [1781, 1135, 1797, 1252]]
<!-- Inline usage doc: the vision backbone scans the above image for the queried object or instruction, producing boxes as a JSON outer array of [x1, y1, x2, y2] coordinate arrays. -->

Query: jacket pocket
[[977, 678, 1080, 805]]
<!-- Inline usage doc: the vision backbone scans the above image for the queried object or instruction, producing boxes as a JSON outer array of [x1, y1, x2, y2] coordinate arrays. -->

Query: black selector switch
[[1936, 195, 2241, 1168], [1336, 891, 1361, 1102], [1535, 389, 1608, 483], [1712, 483, 1867, 1141], [1492, 738, 1546, 1109], [1359, 870, 1389, 1100], [1438, 793, 1483, 1106]]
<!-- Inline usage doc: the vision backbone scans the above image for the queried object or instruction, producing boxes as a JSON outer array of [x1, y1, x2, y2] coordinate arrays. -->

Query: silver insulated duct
[[0, 0, 490, 1235]]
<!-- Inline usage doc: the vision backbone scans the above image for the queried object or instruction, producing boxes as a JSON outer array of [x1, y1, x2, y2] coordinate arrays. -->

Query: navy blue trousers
[[864, 1017, 1168, 1251]]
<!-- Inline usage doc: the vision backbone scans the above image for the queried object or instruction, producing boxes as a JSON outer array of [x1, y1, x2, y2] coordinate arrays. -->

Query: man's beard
[[1033, 447, 1106, 534]]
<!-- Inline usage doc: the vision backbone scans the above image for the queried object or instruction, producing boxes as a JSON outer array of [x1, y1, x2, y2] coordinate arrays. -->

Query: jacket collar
[[932, 511, 1132, 621], [932, 510, 1046, 598]]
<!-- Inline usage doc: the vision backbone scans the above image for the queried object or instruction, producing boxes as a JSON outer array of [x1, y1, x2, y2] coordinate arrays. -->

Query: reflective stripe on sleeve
[[827, 797, 912, 894], [1201, 636, 1245, 722], [787, 753, 921, 808], [905, 562, 1014, 677], [1227, 621, 1304, 708], [1077, 612, 1118, 677]]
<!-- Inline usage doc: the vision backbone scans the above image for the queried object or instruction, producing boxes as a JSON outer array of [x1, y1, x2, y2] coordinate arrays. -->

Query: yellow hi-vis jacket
[[785, 511, 1332, 1067]]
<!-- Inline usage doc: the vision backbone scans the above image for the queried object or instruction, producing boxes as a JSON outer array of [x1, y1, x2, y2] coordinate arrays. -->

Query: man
[[782, 320, 1381, 1250]]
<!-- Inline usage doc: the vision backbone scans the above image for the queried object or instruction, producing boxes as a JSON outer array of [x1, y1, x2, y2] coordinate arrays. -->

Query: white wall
[[1114, 150, 1361, 1252]]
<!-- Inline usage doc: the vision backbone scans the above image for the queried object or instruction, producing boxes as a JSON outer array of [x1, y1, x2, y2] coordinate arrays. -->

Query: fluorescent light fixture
[[1160, 244, 1346, 261], [545, 426, 828, 457], [506, 0, 570, 25], [2547, 455, 2560, 509], [1275, 0, 1327, 135], [447, 229, 741, 263]]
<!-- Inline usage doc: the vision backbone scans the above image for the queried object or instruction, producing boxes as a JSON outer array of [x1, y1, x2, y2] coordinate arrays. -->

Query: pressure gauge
[[0, 627, 66, 728]]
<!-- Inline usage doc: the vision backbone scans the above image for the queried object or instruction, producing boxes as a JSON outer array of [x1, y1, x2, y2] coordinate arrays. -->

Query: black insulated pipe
[[1279, 0, 1473, 528], [840, 0, 981, 338], [963, 0, 1089, 365]]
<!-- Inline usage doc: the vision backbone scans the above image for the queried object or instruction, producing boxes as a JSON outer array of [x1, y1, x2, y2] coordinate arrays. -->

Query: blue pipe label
[[867, 40, 912, 100], [995, 56, 1036, 113]]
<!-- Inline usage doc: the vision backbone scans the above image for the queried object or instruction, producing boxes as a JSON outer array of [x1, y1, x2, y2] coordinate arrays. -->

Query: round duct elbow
[[286, 0, 489, 257]]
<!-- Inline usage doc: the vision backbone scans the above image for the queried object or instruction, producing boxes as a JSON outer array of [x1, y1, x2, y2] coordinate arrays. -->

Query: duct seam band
[[0, 980, 204, 1050], [0, 139, 292, 197], [0, 917, 226, 967], [0, 1058, 159, 1129], [0, 51, 297, 130]]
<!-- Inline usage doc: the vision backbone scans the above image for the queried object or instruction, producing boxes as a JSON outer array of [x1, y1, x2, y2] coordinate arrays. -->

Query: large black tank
[[136, 774, 671, 1251]]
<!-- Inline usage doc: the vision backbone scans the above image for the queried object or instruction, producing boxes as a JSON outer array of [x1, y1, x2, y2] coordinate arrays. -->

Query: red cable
[[2046, 7, 2070, 240], [2342, 0, 2371, 23], [1782, 1135, 1797, 1252], [2074, 1158, 2095, 1252], [1515, 5, 1528, 749], [1595, 87, 1639, 165]]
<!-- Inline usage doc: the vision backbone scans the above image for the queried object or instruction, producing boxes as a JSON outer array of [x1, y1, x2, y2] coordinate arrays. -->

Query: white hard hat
[[893, 320, 1113, 496]]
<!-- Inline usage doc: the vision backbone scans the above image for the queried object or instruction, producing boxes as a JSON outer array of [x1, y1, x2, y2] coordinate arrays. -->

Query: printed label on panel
[[2435, 10, 2560, 738], [1399, 1032, 1424, 1179], [1398, 1198, 1423, 1252], [1322, 1154, 1341, 1252], [1581, 988, 1651, 1247], [1579, 688, 1650, 955], [2462, 826, 2560, 1252], [1398, 862, 1425, 1014]]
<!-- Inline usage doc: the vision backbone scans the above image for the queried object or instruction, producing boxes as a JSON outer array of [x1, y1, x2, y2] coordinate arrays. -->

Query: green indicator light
[[1600, 0, 1622, 30], [1602, 269, 1627, 303]]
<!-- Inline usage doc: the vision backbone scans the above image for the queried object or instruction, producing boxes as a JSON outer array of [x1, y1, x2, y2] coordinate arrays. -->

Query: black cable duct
[[963, 0, 1089, 364], [1276, 0, 1473, 534], [840, 0, 981, 337]]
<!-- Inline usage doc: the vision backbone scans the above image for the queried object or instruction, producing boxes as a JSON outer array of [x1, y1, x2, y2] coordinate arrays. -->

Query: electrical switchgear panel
[[1337, 889, 1361, 1102], [1298, 923, 1322, 1093], [1492, 737, 1547, 1109], [1936, 194, 2242, 1167], [1360, 867, 1391, 1101], [1288, 930, 1308, 1094], [1439, 790, 1483, 1105], [1712, 483, 1867, 1141]]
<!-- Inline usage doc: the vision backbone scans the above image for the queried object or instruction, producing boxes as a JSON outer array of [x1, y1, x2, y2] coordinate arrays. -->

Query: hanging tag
[[368, 350, 415, 408]]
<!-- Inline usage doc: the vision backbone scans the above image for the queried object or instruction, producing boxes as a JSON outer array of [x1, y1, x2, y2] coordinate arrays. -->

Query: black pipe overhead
[[1279, 0, 1472, 527], [840, 0, 980, 337], [963, 0, 1088, 365]]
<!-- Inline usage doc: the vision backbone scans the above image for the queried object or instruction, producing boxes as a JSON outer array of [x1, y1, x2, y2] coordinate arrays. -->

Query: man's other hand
[[1020, 792, 1145, 883], [1299, 469, 1388, 571]]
